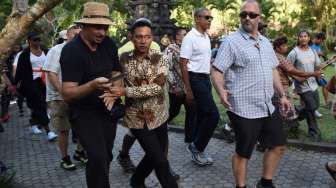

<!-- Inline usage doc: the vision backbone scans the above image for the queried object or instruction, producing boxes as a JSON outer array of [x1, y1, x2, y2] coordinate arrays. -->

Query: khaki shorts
[[48, 100, 71, 133]]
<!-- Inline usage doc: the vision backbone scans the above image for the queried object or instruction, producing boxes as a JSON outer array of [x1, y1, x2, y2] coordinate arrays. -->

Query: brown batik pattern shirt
[[276, 52, 294, 91], [164, 43, 184, 93], [120, 49, 169, 130]]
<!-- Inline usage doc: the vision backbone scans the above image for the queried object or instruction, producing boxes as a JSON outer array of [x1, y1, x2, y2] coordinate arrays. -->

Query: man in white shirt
[[180, 8, 219, 166], [14, 32, 57, 141], [43, 25, 87, 170]]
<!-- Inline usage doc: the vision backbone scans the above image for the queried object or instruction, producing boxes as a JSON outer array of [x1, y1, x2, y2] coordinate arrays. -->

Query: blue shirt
[[310, 44, 322, 53]]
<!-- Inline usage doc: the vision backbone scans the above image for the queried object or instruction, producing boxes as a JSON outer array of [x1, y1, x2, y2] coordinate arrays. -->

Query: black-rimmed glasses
[[239, 11, 259, 19], [200, 15, 214, 21]]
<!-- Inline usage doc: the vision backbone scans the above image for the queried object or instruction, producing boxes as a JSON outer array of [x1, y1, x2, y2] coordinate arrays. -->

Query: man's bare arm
[[211, 67, 232, 109], [273, 69, 286, 95], [180, 57, 193, 104], [62, 77, 111, 103], [46, 71, 62, 94]]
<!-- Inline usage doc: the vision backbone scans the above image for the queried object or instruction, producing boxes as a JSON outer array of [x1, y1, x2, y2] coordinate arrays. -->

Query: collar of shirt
[[128, 49, 157, 61], [238, 27, 262, 42], [191, 28, 208, 38]]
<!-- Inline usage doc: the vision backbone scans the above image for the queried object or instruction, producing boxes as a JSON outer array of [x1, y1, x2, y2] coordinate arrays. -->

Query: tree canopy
[[0, 0, 335, 49]]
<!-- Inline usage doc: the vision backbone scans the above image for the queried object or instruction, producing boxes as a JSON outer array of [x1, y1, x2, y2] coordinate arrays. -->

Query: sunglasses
[[32, 38, 41, 42], [239, 11, 260, 19], [199, 15, 213, 21]]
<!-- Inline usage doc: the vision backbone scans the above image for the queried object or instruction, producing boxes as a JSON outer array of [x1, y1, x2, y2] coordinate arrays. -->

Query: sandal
[[325, 162, 336, 181]]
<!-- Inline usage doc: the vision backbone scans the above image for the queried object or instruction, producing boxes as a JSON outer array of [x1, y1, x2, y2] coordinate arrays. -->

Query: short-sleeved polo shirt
[[180, 28, 211, 74], [60, 35, 121, 110]]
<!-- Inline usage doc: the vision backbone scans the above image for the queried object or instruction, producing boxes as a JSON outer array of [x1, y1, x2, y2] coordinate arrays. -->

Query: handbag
[[109, 98, 125, 120], [316, 77, 328, 86]]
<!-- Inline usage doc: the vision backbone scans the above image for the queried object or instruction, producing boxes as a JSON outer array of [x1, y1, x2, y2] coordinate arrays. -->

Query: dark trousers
[[167, 93, 196, 143], [69, 108, 117, 188], [130, 123, 178, 188], [17, 92, 24, 111], [299, 90, 320, 134], [189, 72, 219, 152], [25, 79, 49, 125], [1, 87, 11, 117]]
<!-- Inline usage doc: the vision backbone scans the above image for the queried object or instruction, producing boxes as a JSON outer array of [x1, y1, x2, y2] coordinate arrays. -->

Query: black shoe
[[117, 153, 136, 173], [72, 137, 78, 144], [256, 143, 267, 152], [130, 180, 147, 188], [308, 131, 321, 142], [170, 167, 180, 181], [19, 110, 24, 117], [0, 123, 4, 133], [73, 150, 88, 164], [255, 180, 275, 188], [60, 156, 76, 171]]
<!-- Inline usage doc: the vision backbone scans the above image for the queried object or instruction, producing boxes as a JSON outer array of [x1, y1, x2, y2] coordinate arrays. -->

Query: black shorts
[[227, 111, 287, 159]]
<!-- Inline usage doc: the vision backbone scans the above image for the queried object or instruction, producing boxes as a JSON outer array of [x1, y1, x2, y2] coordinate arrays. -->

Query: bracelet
[[278, 92, 287, 98]]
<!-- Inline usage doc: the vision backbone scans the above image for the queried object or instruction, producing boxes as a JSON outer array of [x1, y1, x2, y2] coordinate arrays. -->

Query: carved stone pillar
[[127, 0, 176, 43]]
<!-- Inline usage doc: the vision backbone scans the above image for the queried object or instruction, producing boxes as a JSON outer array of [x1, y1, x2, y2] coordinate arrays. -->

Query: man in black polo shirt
[[60, 2, 122, 188]]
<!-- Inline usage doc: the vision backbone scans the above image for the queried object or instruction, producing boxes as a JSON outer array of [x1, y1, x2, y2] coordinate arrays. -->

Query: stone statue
[[127, 0, 176, 43]]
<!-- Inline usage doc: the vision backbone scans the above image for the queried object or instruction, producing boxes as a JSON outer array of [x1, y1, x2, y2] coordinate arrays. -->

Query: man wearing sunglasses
[[180, 8, 219, 166], [15, 31, 58, 141], [212, 0, 290, 188]]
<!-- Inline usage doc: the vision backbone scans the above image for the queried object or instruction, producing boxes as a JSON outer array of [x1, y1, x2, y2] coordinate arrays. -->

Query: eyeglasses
[[239, 11, 260, 19], [199, 15, 213, 21], [32, 38, 41, 42]]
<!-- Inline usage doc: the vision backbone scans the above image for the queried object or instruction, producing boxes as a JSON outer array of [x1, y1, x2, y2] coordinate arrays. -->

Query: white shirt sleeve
[[43, 46, 61, 74], [180, 35, 193, 60], [13, 51, 22, 66]]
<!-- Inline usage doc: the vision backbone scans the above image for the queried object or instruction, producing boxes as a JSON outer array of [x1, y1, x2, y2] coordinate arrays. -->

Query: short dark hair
[[130, 18, 152, 34], [315, 32, 325, 40], [27, 31, 40, 40], [298, 29, 310, 37], [194, 8, 209, 18], [273, 36, 288, 49], [173, 27, 187, 40]]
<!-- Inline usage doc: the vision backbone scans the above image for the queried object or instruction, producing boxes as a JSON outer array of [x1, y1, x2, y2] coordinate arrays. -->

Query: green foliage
[[172, 0, 211, 28], [0, 0, 12, 28], [0, 0, 335, 47]]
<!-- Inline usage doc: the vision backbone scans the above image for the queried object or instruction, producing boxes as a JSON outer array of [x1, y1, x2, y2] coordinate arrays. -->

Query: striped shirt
[[213, 28, 278, 119]]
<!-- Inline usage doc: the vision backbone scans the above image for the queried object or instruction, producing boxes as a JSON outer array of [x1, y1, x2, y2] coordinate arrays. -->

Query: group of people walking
[[1, 0, 336, 187]]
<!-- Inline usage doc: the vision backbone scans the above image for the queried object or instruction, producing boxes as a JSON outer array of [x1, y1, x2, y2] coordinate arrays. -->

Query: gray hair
[[194, 8, 209, 18], [241, 0, 262, 13]]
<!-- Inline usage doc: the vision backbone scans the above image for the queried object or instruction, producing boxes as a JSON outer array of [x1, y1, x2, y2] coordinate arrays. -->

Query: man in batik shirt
[[103, 18, 178, 188]]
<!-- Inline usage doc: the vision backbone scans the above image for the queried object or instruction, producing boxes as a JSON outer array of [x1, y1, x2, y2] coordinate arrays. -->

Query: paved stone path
[[1, 104, 336, 188]]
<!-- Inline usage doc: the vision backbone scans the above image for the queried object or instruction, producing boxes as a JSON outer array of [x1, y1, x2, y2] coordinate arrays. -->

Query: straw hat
[[75, 2, 113, 25]]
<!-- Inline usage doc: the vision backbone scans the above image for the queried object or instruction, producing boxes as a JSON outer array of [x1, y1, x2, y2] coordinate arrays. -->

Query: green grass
[[171, 53, 336, 143]]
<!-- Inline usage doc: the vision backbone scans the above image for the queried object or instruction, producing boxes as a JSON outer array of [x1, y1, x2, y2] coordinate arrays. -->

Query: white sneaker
[[31, 125, 42, 134], [47, 131, 58, 141], [315, 110, 323, 118]]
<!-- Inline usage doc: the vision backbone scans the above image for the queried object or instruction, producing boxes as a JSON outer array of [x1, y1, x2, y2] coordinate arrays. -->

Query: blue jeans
[[189, 72, 219, 152]]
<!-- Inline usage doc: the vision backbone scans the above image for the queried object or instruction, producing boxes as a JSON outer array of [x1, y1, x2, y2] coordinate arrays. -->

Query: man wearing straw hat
[[60, 2, 122, 187]]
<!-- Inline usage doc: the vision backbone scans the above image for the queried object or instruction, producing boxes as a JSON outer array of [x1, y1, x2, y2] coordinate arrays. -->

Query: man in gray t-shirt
[[287, 30, 327, 139]]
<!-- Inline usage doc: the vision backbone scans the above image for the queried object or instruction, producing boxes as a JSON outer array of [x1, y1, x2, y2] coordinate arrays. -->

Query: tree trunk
[[0, 0, 63, 63]]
